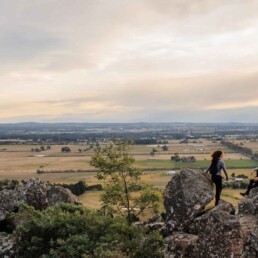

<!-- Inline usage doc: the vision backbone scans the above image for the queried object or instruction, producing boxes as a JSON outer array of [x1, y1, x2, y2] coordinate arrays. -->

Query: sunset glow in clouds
[[1, 0, 258, 122]]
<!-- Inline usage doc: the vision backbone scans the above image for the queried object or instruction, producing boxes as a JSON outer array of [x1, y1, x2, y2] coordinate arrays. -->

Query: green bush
[[15, 203, 163, 258]]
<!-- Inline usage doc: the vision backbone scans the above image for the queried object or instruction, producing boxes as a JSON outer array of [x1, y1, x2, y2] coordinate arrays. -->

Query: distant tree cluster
[[171, 154, 196, 163], [31, 145, 51, 152], [221, 141, 253, 156], [150, 148, 158, 156], [161, 145, 169, 151], [133, 138, 158, 145], [157, 140, 169, 144], [61, 146, 71, 152]]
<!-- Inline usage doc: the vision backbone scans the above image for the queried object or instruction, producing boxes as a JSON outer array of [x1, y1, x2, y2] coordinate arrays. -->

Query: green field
[[136, 159, 258, 170]]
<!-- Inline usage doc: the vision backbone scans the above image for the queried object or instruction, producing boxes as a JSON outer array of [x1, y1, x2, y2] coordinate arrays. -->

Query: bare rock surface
[[164, 233, 198, 258], [164, 169, 258, 258], [0, 178, 81, 223], [0, 232, 15, 257], [188, 206, 244, 258], [238, 187, 258, 216], [241, 226, 258, 258], [164, 169, 213, 232]]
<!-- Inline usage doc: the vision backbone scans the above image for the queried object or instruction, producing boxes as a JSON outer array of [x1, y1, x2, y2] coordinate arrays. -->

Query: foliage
[[221, 141, 253, 156], [133, 139, 158, 145], [61, 146, 71, 152], [161, 145, 168, 151], [170, 154, 196, 163], [90, 142, 161, 224], [223, 181, 249, 189], [15, 203, 163, 258], [51, 180, 88, 196]]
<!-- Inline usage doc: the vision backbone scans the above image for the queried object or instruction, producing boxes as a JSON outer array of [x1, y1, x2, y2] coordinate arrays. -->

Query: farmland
[[1, 122, 258, 209], [1, 135, 258, 209]]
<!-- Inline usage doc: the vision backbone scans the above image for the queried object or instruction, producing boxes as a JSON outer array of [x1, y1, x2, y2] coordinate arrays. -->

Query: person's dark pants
[[212, 175, 222, 205], [245, 179, 258, 195]]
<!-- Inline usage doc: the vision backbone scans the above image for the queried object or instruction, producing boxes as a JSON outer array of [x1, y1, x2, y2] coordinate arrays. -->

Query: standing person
[[206, 150, 229, 206], [240, 167, 258, 196]]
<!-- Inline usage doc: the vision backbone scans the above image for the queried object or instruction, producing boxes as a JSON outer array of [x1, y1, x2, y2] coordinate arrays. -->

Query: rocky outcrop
[[238, 187, 258, 216], [0, 232, 15, 257], [0, 178, 81, 223], [188, 203, 244, 258], [164, 169, 258, 258], [241, 226, 258, 258], [164, 169, 213, 232], [164, 233, 198, 258], [47, 186, 81, 206], [0, 178, 82, 257]]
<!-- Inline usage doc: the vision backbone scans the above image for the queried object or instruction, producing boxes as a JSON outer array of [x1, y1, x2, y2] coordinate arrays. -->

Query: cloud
[[0, 0, 258, 122]]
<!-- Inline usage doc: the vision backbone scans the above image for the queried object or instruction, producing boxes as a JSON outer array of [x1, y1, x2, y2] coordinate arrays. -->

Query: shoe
[[240, 192, 246, 196]]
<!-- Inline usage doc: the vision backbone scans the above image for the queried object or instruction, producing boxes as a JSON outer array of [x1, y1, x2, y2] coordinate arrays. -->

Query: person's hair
[[210, 150, 223, 171]]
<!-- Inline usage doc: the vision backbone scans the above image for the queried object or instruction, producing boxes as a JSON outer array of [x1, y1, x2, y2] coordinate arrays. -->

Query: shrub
[[15, 203, 163, 258]]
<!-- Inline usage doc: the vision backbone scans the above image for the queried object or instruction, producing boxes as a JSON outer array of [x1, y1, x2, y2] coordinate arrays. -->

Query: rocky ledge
[[0, 178, 81, 257], [164, 169, 258, 258]]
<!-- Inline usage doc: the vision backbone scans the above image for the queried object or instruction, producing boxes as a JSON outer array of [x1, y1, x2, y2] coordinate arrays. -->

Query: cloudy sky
[[0, 0, 258, 123]]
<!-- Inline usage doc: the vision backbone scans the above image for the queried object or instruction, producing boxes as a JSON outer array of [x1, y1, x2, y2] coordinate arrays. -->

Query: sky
[[1, 0, 258, 123]]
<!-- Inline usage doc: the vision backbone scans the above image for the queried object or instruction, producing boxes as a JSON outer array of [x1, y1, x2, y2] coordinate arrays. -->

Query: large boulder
[[164, 169, 213, 232], [0, 178, 81, 223], [0, 190, 19, 221], [163, 169, 258, 257], [239, 216, 258, 244], [188, 203, 244, 258], [238, 188, 258, 216], [164, 233, 198, 258], [47, 186, 81, 206], [241, 226, 258, 258]]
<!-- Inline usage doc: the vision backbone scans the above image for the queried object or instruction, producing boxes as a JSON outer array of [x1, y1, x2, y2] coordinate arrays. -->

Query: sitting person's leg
[[241, 177, 258, 196]]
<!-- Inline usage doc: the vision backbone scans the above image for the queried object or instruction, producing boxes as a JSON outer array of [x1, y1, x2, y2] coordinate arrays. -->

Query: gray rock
[[0, 232, 15, 257], [164, 169, 213, 232], [146, 222, 165, 232], [23, 178, 49, 210], [213, 199, 235, 214], [238, 188, 258, 216], [241, 226, 258, 258], [163, 169, 258, 258], [0, 190, 19, 222], [0, 178, 81, 222], [239, 215, 258, 244], [164, 233, 198, 258], [47, 186, 81, 206], [188, 207, 244, 258]]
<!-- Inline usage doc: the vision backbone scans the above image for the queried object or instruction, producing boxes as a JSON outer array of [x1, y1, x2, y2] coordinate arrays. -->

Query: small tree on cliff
[[90, 142, 161, 224]]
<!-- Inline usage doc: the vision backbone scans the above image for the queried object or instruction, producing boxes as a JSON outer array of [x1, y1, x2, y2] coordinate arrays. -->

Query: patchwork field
[[1, 139, 258, 208]]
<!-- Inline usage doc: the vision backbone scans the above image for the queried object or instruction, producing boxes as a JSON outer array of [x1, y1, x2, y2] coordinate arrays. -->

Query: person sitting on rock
[[240, 167, 258, 196], [206, 150, 229, 206]]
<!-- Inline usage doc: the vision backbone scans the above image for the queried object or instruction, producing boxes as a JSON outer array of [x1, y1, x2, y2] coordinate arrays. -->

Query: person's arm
[[221, 160, 229, 180]]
